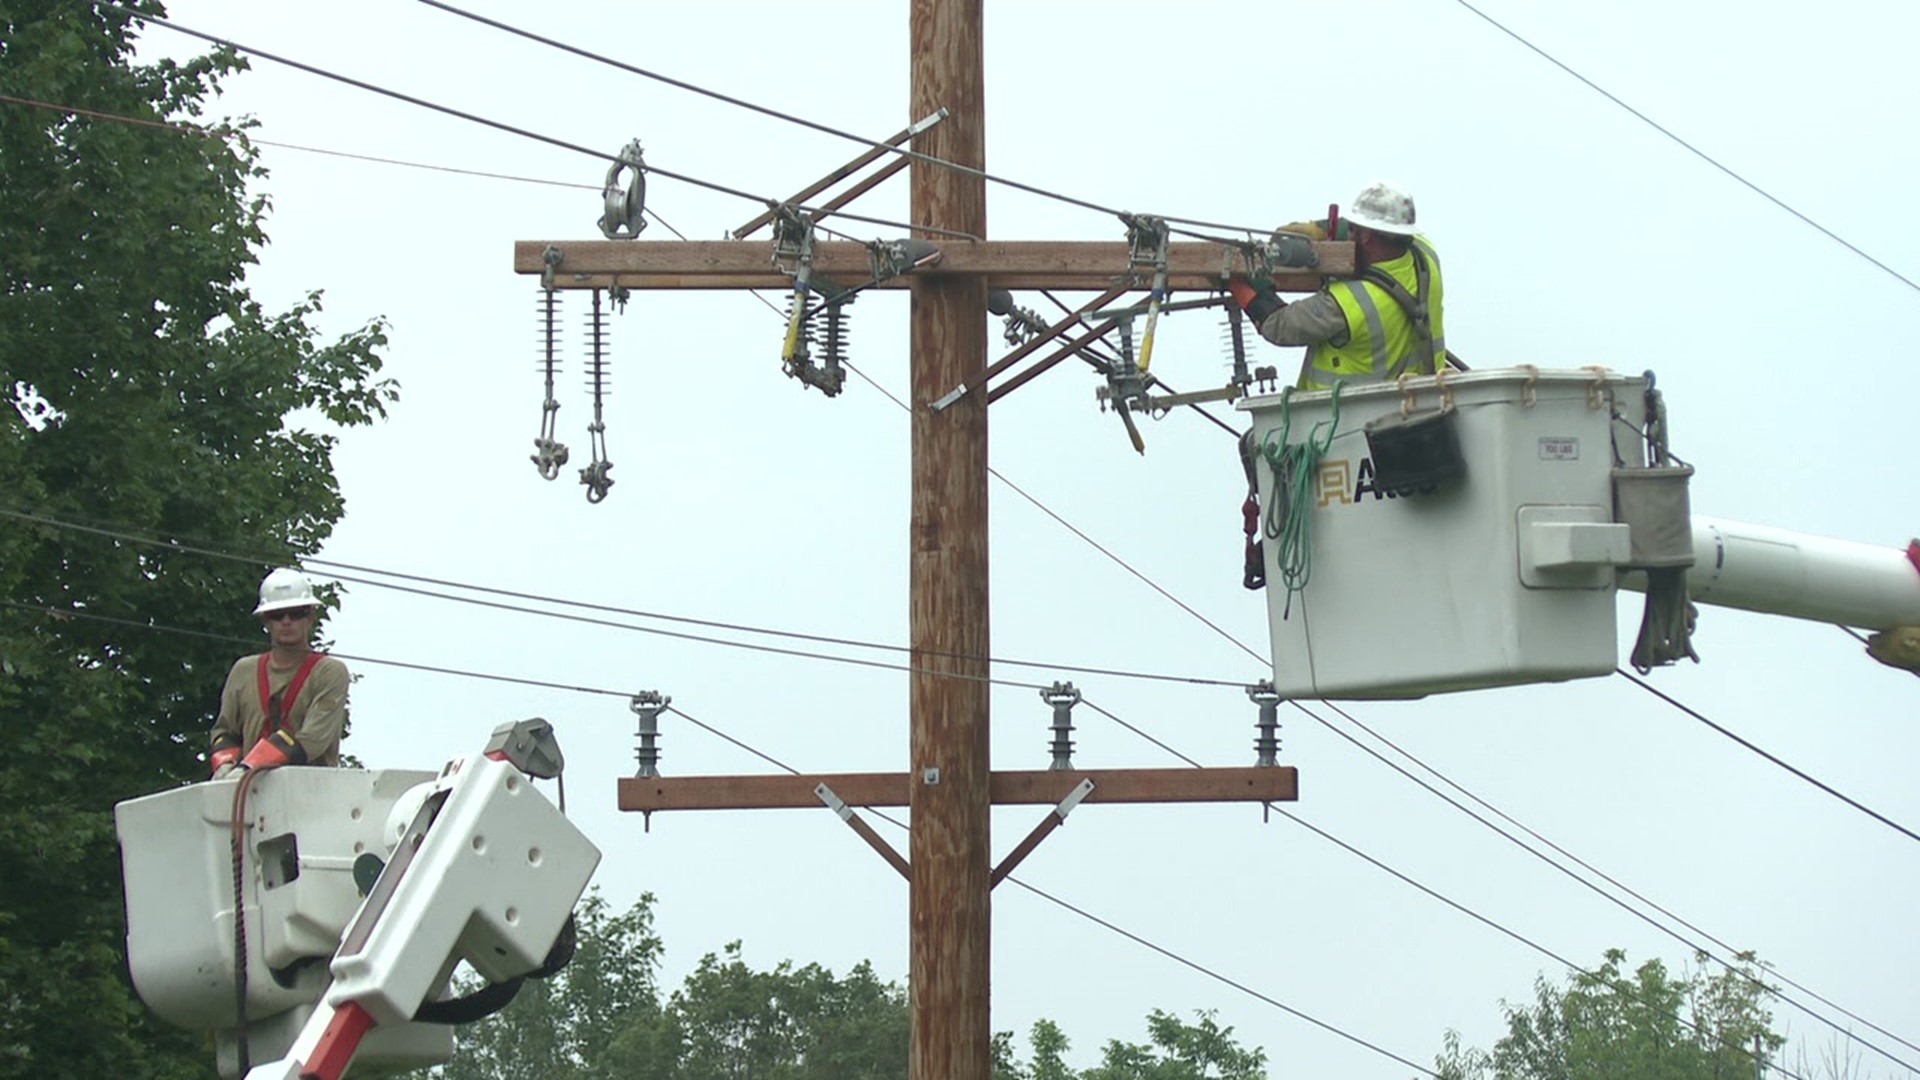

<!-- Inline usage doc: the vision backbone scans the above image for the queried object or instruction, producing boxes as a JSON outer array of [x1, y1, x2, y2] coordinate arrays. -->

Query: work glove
[[210, 745, 241, 779], [1274, 218, 1350, 242], [1225, 275, 1284, 324]]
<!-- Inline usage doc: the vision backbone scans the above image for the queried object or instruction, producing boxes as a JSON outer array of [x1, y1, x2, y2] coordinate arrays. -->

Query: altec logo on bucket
[[1315, 458, 1439, 506]]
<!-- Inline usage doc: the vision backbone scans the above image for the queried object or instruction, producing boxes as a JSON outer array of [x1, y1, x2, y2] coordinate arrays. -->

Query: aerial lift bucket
[[1238, 367, 1655, 699]]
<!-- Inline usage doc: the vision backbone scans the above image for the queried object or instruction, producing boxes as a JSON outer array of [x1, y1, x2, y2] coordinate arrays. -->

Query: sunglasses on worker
[[264, 607, 314, 622]]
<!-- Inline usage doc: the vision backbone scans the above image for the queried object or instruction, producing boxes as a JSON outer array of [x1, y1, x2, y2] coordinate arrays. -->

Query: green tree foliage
[[435, 892, 910, 1080], [1431, 948, 1784, 1080], [433, 892, 670, 1080], [0, 2, 393, 1075], [441, 893, 1272, 1080], [664, 942, 910, 1080], [996, 1011, 1266, 1080]]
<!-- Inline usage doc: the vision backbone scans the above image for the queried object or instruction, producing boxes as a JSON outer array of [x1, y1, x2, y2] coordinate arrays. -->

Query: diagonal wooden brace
[[930, 285, 1129, 411], [989, 778, 1094, 888], [732, 110, 946, 239], [986, 318, 1123, 406], [816, 783, 910, 880]]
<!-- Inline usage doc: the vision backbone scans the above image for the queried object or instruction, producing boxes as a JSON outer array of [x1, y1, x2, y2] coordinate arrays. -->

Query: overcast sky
[[132, 2, 1920, 1076]]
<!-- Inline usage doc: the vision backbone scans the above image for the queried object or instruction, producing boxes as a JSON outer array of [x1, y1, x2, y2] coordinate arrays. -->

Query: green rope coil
[[1261, 383, 1343, 614]]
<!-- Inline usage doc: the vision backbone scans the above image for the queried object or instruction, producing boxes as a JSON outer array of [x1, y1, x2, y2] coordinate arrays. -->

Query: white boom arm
[[244, 752, 599, 1080], [1625, 516, 1920, 630]]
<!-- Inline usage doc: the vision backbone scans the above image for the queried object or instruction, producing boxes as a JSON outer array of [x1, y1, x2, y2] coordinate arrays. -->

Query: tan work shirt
[[210, 653, 350, 766]]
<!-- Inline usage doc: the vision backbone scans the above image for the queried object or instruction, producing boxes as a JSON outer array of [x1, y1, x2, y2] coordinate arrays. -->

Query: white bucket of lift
[[116, 768, 455, 1077], [1237, 367, 1652, 699]]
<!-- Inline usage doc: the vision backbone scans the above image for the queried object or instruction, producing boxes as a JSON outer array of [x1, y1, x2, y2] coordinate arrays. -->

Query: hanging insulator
[[531, 289, 569, 480], [579, 288, 615, 503]]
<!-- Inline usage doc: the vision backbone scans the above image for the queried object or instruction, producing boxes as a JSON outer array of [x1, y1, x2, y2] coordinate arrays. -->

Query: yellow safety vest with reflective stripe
[[1298, 236, 1445, 391]]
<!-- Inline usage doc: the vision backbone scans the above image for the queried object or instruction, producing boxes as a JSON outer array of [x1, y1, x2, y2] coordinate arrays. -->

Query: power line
[[1451, 0, 1920, 296], [1314, 699, 1920, 1063], [0, 505, 1249, 691], [110, 5, 978, 241], [1299, 697, 1920, 1071], [0, 92, 603, 192], [1618, 667, 1920, 846], [411, 0, 1272, 238]]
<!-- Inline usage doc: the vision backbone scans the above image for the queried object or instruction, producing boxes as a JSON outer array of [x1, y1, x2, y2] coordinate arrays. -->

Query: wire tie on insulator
[[541, 244, 563, 291], [1040, 681, 1081, 771]]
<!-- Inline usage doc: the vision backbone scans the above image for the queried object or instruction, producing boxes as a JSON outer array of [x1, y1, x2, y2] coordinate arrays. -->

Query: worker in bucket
[[209, 567, 349, 778], [1226, 180, 1449, 391]]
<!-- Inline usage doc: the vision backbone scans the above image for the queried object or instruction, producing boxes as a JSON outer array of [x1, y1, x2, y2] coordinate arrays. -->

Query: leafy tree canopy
[[1431, 948, 1784, 1080], [0, 2, 394, 1075]]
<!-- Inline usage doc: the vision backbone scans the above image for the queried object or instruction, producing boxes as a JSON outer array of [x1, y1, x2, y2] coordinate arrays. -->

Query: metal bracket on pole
[[816, 783, 910, 880], [989, 778, 1094, 888]]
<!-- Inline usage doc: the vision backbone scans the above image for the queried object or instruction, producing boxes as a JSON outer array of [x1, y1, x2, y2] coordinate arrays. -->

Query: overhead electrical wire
[[1451, 0, 1920, 297], [109, 4, 979, 241], [1618, 667, 1920, 846], [1316, 696, 1920, 1061], [0, 506, 1248, 691], [0, 92, 603, 192], [410, 0, 1271, 238]]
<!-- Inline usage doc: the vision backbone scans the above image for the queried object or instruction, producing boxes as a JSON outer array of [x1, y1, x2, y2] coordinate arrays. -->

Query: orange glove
[[210, 745, 241, 777], [1225, 275, 1283, 324]]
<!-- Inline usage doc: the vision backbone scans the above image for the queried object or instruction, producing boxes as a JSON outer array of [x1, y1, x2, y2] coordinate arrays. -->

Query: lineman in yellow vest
[[1227, 181, 1448, 390]]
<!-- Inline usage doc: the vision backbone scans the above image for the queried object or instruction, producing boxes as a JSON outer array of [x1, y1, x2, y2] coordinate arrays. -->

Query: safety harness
[[1357, 243, 1438, 378], [250, 652, 326, 767]]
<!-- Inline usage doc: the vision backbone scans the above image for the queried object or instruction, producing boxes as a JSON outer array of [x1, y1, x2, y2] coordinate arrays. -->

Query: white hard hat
[[1344, 180, 1418, 236], [254, 567, 319, 616]]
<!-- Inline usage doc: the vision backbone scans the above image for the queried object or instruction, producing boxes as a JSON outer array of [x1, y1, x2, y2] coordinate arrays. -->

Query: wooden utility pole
[[515, 3, 1341, 1075], [907, 2, 990, 1076]]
